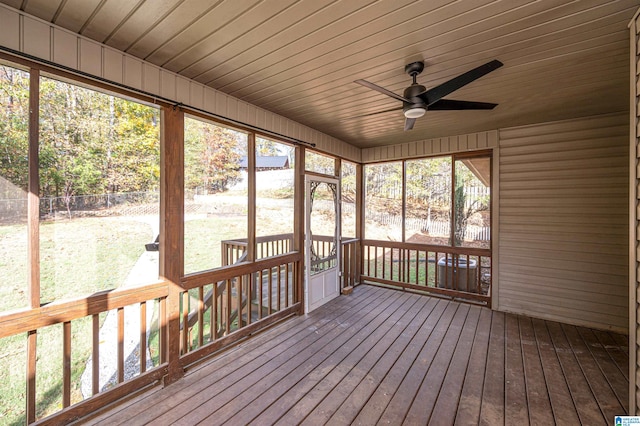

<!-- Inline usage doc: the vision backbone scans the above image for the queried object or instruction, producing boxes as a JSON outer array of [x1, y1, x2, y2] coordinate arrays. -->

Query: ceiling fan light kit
[[354, 59, 503, 130], [404, 107, 426, 119]]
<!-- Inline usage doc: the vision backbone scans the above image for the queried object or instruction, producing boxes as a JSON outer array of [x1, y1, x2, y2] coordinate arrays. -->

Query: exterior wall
[[629, 7, 639, 416], [498, 113, 629, 332], [0, 4, 361, 163], [360, 130, 498, 162]]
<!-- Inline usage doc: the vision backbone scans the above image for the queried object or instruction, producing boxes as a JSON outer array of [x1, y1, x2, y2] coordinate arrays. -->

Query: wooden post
[[294, 146, 305, 314], [247, 133, 256, 263], [159, 105, 185, 385], [26, 68, 40, 425], [355, 163, 364, 285]]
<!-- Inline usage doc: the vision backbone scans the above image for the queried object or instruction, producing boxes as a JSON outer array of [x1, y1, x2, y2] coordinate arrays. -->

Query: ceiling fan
[[354, 59, 503, 130]]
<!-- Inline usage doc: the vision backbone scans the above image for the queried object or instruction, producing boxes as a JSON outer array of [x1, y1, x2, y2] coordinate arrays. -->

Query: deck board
[[453, 307, 492, 425], [79, 285, 629, 426], [531, 318, 580, 425]]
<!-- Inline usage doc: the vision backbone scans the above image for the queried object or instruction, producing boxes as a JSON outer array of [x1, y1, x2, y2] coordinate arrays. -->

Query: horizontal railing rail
[[361, 239, 491, 306], [178, 255, 300, 367], [0, 281, 169, 425]]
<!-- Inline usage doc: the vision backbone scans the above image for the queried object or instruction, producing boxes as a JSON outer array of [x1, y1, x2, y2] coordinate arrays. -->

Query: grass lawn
[[1, 193, 319, 424], [0, 216, 153, 425]]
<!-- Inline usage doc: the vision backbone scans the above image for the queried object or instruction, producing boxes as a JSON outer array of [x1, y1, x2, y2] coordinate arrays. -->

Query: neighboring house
[[238, 156, 290, 171]]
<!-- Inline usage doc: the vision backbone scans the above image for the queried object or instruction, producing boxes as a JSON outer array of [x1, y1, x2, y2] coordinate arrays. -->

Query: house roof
[[2, 0, 635, 149], [239, 156, 289, 169]]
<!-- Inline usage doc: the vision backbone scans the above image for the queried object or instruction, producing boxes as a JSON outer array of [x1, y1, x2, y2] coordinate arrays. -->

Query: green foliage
[[453, 161, 489, 246], [305, 150, 334, 175], [405, 157, 451, 208], [256, 137, 280, 156], [0, 66, 29, 192], [185, 118, 244, 194], [37, 77, 160, 202]]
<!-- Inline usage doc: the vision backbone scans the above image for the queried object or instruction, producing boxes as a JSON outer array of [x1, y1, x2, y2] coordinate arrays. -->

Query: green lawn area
[[1, 205, 295, 424], [0, 216, 153, 425]]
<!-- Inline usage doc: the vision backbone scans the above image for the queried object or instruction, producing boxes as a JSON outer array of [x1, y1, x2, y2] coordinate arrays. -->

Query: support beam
[[159, 105, 185, 385], [26, 67, 40, 425]]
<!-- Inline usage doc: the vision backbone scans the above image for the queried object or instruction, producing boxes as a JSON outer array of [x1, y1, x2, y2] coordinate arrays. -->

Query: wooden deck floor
[[81, 285, 629, 425]]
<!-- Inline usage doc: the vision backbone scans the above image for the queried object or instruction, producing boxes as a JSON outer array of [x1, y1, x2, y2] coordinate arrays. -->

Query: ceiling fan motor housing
[[403, 83, 427, 115]]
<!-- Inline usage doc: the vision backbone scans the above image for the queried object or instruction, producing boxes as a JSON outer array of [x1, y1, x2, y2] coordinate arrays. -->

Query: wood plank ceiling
[[2, 0, 636, 148]]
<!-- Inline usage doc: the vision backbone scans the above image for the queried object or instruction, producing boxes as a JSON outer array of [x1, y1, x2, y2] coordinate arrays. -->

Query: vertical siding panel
[[468, 133, 478, 150], [142, 63, 160, 95], [237, 100, 248, 123], [52, 29, 77, 69], [160, 70, 176, 100], [204, 87, 216, 112], [216, 92, 227, 117], [79, 39, 102, 76], [226, 97, 238, 121], [0, 7, 20, 51], [103, 48, 123, 84], [245, 103, 257, 127], [22, 17, 50, 60], [123, 56, 143, 90], [458, 134, 468, 151], [176, 76, 190, 104], [189, 82, 203, 109]]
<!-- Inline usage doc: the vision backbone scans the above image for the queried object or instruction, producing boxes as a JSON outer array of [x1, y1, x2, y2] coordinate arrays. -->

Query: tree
[[256, 137, 280, 157], [0, 66, 30, 193], [453, 162, 489, 246], [184, 118, 244, 194], [405, 157, 451, 233]]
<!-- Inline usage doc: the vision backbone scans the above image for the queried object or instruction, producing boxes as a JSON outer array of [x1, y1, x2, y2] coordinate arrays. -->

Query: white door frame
[[304, 175, 340, 313]]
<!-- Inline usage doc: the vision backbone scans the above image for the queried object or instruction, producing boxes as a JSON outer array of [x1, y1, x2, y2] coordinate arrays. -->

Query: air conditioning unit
[[437, 256, 478, 293]]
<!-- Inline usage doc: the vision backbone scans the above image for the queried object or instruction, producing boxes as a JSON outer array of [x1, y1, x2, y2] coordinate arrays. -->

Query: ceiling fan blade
[[339, 106, 402, 121], [422, 60, 503, 106], [428, 99, 498, 110], [404, 117, 416, 131], [354, 79, 411, 103]]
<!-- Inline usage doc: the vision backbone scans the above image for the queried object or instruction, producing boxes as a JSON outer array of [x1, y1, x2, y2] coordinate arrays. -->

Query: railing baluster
[[212, 282, 218, 340], [26, 330, 36, 424], [285, 263, 290, 308], [140, 301, 147, 374], [92, 314, 99, 395], [63, 321, 71, 408], [159, 296, 167, 364], [268, 267, 273, 315], [198, 287, 204, 347], [258, 271, 264, 320], [117, 307, 124, 383], [236, 276, 242, 328], [277, 265, 282, 311], [181, 292, 189, 353], [246, 275, 252, 325], [225, 279, 231, 334]]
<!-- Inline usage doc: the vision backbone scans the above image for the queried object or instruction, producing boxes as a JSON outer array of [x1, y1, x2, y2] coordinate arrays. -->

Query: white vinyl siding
[[498, 113, 628, 332]]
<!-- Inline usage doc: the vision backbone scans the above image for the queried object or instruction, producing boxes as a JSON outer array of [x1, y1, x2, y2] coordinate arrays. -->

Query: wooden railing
[[361, 239, 491, 306], [179, 253, 301, 366], [0, 282, 169, 425], [341, 238, 360, 290], [223, 234, 359, 292], [221, 233, 294, 265]]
